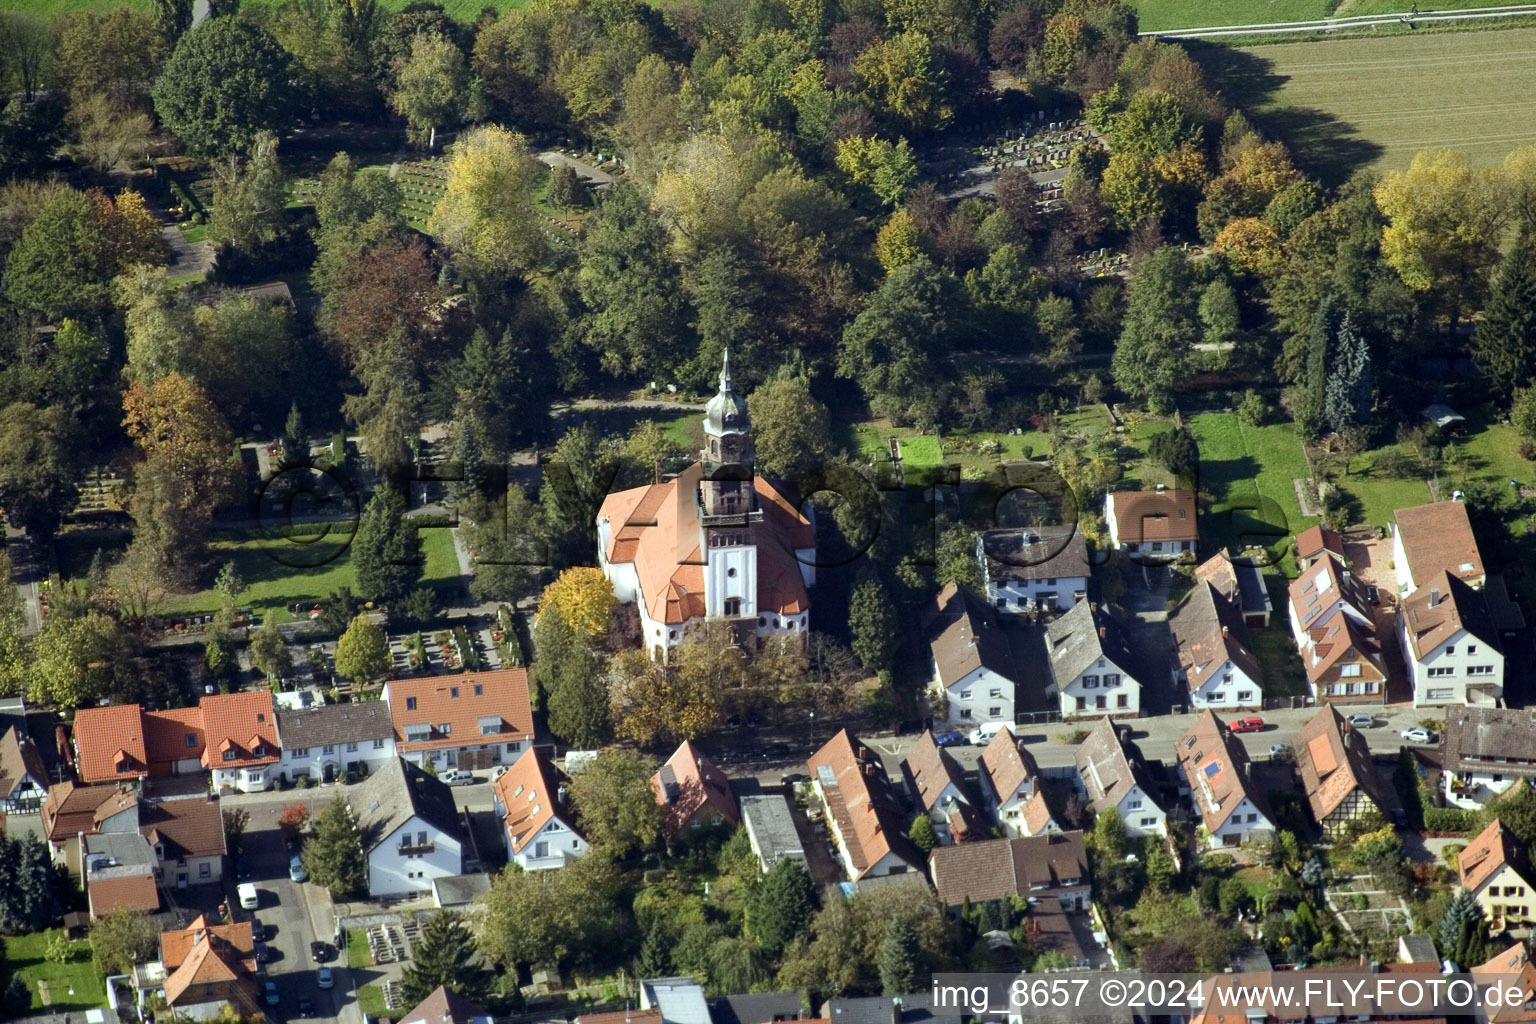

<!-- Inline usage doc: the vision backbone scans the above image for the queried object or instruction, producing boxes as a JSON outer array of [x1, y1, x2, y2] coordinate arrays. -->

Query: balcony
[[397, 839, 435, 855]]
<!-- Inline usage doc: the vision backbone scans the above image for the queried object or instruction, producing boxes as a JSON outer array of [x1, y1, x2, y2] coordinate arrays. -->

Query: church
[[597, 354, 817, 660]]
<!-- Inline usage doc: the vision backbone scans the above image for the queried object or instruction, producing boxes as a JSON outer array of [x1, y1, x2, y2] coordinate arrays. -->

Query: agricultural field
[[1199, 27, 1536, 182]]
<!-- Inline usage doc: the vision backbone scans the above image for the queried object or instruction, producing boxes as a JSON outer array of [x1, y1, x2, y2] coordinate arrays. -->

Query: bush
[[1425, 807, 1476, 832], [1237, 389, 1269, 427]]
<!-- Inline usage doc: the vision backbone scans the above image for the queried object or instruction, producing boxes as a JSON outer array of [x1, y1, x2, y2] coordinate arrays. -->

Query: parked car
[[1269, 744, 1292, 760], [255, 943, 276, 964], [1348, 713, 1376, 728], [1231, 717, 1265, 733], [238, 883, 259, 910], [289, 855, 308, 882], [968, 721, 1008, 746], [310, 941, 333, 963], [934, 731, 966, 747], [1366, 586, 1380, 605], [443, 770, 475, 786], [297, 996, 315, 1017], [780, 772, 809, 786], [1401, 727, 1436, 744], [318, 968, 334, 990], [265, 982, 280, 1007], [251, 918, 273, 942], [492, 765, 509, 781]]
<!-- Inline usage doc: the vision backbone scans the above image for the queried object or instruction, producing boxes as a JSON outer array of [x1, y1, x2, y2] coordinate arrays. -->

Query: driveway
[[1118, 565, 1178, 715]]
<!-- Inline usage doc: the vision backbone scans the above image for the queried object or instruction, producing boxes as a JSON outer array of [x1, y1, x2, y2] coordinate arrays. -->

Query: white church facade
[[597, 354, 816, 658]]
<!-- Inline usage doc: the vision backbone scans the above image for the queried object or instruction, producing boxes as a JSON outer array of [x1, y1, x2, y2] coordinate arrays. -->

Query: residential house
[[652, 741, 739, 837], [1402, 571, 1504, 707], [1471, 943, 1536, 1024], [922, 582, 1020, 728], [1043, 600, 1141, 718], [928, 831, 1091, 911], [1170, 581, 1264, 711], [42, 782, 140, 873], [1293, 705, 1393, 838], [142, 707, 206, 775], [977, 726, 1059, 837], [398, 986, 494, 1024], [1442, 708, 1536, 808], [1296, 525, 1345, 569], [807, 730, 925, 880], [1104, 489, 1197, 560], [140, 795, 226, 888], [384, 668, 535, 771], [976, 525, 1089, 613], [1073, 717, 1167, 839], [1393, 499, 1486, 596], [739, 795, 805, 872], [73, 704, 149, 784], [354, 756, 468, 897], [157, 914, 262, 1019], [1459, 819, 1536, 930], [84, 831, 160, 917], [596, 353, 815, 660], [901, 730, 984, 845], [1175, 710, 1275, 847], [202, 692, 280, 793], [1194, 552, 1273, 627], [493, 746, 586, 870], [0, 725, 49, 813], [276, 701, 397, 783], [1287, 552, 1388, 705]]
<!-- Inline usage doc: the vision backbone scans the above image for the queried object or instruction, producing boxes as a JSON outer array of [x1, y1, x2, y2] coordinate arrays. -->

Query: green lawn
[[1199, 27, 1536, 183], [1186, 411, 1315, 560], [851, 406, 1114, 474], [1135, 0, 1516, 31], [1, 933, 106, 1014], [358, 984, 388, 1017], [137, 525, 459, 622], [346, 928, 372, 970]]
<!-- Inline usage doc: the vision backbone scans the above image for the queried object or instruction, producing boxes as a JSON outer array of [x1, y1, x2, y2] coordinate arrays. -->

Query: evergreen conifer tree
[[400, 910, 492, 1005], [282, 402, 308, 466], [1473, 237, 1536, 403], [878, 915, 923, 994], [301, 799, 367, 898]]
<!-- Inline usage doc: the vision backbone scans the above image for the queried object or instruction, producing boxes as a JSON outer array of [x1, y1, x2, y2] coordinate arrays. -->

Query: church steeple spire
[[702, 349, 751, 454]]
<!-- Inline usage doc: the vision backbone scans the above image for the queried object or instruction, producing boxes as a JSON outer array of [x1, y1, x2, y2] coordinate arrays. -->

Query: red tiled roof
[[1294, 705, 1391, 824], [388, 669, 534, 752], [1175, 710, 1271, 833], [1396, 500, 1484, 586], [199, 692, 279, 768], [161, 916, 257, 1004], [144, 707, 206, 768], [1461, 818, 1528, 893], [1473, 942, 1536, 1023], [141, 796, 226, 859], [808, 729, 923, 879], [980, 725, 1041, 806], [42, 782, 126, 842], [493, 747, 581, 855], [1109, 490, 1198, 544], [73, 704, 148, 782], [652, 740, 739, 836], [1296, 525, 1345, 563]]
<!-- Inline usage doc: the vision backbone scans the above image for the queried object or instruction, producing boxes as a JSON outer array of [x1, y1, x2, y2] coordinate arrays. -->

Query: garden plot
[[1323, 874, 1413, 935]]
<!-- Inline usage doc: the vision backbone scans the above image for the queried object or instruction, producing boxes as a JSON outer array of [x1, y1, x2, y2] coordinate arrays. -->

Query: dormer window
[[437, 723, 451, 735], [406, 697, 417, 711], [223, 749, 236, 762], [479, 716, 502, 737]]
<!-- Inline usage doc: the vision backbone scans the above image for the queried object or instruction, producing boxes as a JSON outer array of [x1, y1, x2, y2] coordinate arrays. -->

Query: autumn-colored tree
[[321, 236, 444, 366], [1213, 217, 1281, 276], [278, 802, 311, 838], [651, 132, 754, 254], [875, 210, 923, 272], [1375, 148, 1508, 328], [538, 567, 616, 639], [428, 125, 545, 278], [122, 373, 238, 518], [607, 647, 724, 747]]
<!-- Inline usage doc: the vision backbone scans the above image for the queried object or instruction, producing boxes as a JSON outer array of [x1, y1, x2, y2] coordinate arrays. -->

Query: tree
[[31, 611, 128, 710], [150, 0, 193, 50], [1473, 236, 1536, 403], [89, 908, 157, 975], [353, 486, 422, 604], [908, 813, 936, 854], [878, 915, 923, 994], [538, 568, 616, 639], [69, 93, 155, 175], [334, 615, 389, 683], [278, 802, 310, 839], [0, 404, 81, 538], [222, 807, 251, 861], [480, 853, 621, 969], [569, 748, 663, 857], [752, 857, 815, 956], [1112, 247, 1198, 411], [546, 639, 611, 749], [400, 911, 491, 1005], [1375, 149, 1507, 330], [546, 164, 585, 210], [302, 798, 367, 898], [1198, 279, 1241, 349], [1091, 807, 1128, 857], [389, 33, 467, 147], [3, 190, 117, 319], [122, 373, 237, 518], [153, 17, 296, 155], [209, 132, 288, 255], [428, 126, 545, 278], [55, 7, 161, 110], [1513, 387, 1536, 445], [876, 209, 923, 273], [835, 135, 918, 208], [747, 376, 833, 480], [0, 552, 27, 698], [0, 15, 54, 100], [1439, 888, 1482, 956], [1324, 312, 1372, 431], [3, 973, 27, 1015], [282, 403, 309, 467], [849, 575, 898, 672], [1148, 428, 1198, 479], [249, 613, 292, 682]]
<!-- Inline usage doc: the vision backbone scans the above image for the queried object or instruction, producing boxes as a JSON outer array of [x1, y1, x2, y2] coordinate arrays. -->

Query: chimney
[[1098, 626, 1105, 640], [654, 458, 663, 485], [1430, 587, 1440, 606], [557, 784, 568, 806], [1222, 626, 1229, 635], [892, 998, 903, 1024]]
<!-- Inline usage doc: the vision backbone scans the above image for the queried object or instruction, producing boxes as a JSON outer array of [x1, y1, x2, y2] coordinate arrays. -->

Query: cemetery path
[[162, 225, 214, 278], [538, 150, 615, 187]]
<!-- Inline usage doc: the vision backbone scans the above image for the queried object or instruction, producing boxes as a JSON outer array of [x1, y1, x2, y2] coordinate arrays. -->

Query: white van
[[238, 883, 259, 910], [968, 721, 1009, 746]]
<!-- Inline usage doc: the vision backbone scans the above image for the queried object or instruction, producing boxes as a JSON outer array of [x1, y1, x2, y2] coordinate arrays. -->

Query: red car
[[1231, 717, 1265, 733]]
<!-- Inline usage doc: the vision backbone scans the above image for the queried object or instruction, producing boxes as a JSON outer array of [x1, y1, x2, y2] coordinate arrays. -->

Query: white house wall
[[369, 816, 462, 897]]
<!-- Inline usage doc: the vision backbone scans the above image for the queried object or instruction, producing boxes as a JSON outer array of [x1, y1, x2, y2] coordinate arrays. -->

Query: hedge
[[1424, 807, 1476, 833]]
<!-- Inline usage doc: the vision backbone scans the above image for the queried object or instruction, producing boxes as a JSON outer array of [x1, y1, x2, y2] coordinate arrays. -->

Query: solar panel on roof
[[1203, 762, 1220, 778]]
